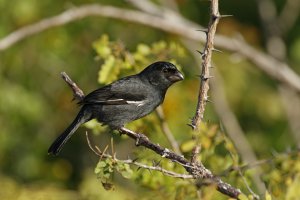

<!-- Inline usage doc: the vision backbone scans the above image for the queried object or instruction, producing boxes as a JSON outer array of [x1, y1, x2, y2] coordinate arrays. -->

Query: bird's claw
[[135, 133, 147, 146]]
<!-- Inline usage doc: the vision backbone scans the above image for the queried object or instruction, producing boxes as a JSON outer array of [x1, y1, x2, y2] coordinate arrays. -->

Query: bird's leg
[[117, 127, 149, 146], [135, 133, 148, 146]]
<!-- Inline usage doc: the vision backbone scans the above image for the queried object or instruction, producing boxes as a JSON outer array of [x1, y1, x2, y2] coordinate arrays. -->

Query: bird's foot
[[135, 133, 148, 146]]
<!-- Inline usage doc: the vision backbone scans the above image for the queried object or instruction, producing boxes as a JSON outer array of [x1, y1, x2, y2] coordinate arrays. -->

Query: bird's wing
[[80, 76, 147, 106]]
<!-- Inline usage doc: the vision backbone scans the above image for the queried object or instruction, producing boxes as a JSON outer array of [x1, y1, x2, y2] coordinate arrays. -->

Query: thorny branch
[[188, 0, 219, 176], [190, 0, 220, 130], [60, 72, 242, 199]]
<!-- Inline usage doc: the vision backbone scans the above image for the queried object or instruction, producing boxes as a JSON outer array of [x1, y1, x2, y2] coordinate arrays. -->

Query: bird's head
[[140, 61, 184, 89]]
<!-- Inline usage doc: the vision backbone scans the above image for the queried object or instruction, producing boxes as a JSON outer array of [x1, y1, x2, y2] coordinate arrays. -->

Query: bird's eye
[[163, 68, 169, 73]]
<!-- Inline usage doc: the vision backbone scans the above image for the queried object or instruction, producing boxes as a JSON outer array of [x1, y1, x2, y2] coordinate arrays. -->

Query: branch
[[180, 36, 263, 195], [1, 4, 300, 92], [86, 132, 193, 179], [118, 127, 242, 198], [60, 72, 84, 101], [61, 72, 242, 199], [190, 0, 220, 129]]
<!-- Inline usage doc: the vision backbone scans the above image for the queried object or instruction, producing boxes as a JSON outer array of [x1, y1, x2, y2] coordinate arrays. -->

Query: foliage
[[88, 35, 300, 199], [92, 34, 185, 85], [1, 0, 300, 199]]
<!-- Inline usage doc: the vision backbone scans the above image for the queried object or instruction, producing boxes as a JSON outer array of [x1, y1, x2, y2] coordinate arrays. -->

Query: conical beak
[[168, 71, 184, 82]]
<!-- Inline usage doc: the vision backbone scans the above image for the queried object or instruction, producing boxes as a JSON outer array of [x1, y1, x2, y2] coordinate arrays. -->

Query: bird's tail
[[48, 107, 92, 156]]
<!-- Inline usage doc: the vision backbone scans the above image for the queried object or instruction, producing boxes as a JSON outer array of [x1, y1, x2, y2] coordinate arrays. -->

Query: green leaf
[[94, 161, 107, 174], [121, 170, 133, 179], [98, 55, 116, 84], [116, 163, 133, 179], [98, 161, 107, 168], [93, 34, 111, 58]]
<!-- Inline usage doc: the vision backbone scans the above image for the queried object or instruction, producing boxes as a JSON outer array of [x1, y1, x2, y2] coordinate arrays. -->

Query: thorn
[[187, 123, 196, 129], [199, 75, 213, 81], [196, 50, 206, 59], [137, 167, 141, 171], [204, 96, 212, 103], [132, 157, 139, 162], [219, 14, 233, 18], [152, 160, 161, 167], [212, 14, 233, 21], [196, 50, 205, 56], [212, 14, 219, 21], [196, 29, 208, 34], [212, 48, 223, 53]]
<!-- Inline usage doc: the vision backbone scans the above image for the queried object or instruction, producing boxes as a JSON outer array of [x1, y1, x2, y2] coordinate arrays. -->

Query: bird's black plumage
[[48, 61, 183, 155]]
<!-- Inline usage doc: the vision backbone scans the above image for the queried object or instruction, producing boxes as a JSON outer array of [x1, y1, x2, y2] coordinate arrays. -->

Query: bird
[[48, 61, 184, 155]]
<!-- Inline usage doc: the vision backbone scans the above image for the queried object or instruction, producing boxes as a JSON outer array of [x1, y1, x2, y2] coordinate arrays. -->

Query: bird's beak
[[168, 71, 184, 82]]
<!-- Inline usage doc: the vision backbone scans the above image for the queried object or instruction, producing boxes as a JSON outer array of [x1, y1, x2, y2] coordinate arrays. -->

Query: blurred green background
[[1, 0, 300, 199]]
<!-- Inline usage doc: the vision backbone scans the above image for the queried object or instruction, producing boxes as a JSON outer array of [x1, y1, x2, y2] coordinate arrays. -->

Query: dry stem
[[190, 0, 220, 129]]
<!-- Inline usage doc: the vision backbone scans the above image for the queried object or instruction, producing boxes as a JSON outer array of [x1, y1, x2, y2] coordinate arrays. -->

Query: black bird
[[48, 61, 184, 155]]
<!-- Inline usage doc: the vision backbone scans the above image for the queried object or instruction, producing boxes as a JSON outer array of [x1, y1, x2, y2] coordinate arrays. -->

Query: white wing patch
[[106, 99, 124, 102], [126, 100, 146, 107], [94, 99, 145, 106]]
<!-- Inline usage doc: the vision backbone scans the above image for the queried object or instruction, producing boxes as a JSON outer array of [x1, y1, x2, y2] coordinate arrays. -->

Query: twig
[[61, 72, 242, 198], [118, 127, 242, 198], [155, 106, 181, 154], [86, 132, 193, 179], [86, 131, 102, 156], [1, 4, 300, 92], [189, 0, 219, 165], [191, 145, 201, 164], [237, 170, 260, 199], [227, 147, 260, 199], [191, 0, 220, 130], [61, 72, 85, 101]]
